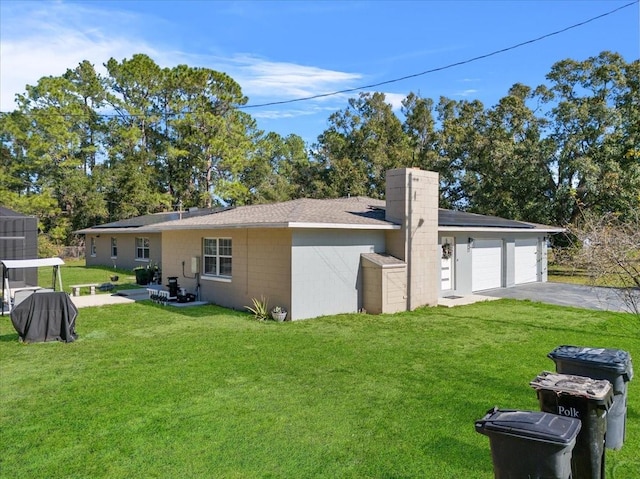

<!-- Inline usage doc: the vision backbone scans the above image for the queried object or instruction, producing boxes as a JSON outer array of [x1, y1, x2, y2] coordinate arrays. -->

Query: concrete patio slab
[[69, 286, 209, 309], [70, 294, 137, 308], [438, 295, 500, 308], [70, 288, 148, 308]]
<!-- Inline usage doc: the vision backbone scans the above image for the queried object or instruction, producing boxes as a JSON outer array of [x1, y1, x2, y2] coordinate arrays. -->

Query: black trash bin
[[167, 277, 179, 299], [531, 371, 613, 479], [134, 268, 149, 285], [548, 345, 633, 450], [475, 407, 581, 479]]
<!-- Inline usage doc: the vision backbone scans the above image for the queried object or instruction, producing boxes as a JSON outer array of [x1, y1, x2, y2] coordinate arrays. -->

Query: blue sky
[[1, 0, 638, 145]]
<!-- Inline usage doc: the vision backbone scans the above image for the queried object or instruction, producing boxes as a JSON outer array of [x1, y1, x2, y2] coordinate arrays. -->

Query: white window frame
[[90, 237, 96, 257], [135, 237, 150, 261], [202, 237, 232, 279], [111, 237, 118, 258]]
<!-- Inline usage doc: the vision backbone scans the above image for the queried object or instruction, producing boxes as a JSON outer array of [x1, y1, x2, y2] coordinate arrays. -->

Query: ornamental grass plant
[[1, 300, 638, 478]]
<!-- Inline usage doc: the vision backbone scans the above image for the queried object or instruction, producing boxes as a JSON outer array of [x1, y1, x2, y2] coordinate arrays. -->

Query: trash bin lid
[[530, 371, 614, 407], [475, 407, 581, 445], [548, 345, 634, 380]]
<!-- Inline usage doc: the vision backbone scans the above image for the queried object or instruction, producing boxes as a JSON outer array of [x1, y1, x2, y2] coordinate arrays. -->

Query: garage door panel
[[515, 238, 538, 284], [472, 239, 502, 292]]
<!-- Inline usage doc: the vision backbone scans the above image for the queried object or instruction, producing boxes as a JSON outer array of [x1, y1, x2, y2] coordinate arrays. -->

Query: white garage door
[[515, 238, 539, 284], [472, 239, 503, 292]]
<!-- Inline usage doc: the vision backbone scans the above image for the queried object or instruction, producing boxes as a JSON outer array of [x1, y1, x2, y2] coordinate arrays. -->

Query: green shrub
[[38, 235, 63, 258]]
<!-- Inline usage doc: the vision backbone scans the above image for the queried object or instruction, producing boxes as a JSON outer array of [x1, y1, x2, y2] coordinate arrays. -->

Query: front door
[[441, 237, 454, 291]]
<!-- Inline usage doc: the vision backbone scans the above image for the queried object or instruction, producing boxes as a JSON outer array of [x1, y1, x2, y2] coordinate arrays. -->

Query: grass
[[548, 263, 635, 288], [548, 263, 594, 285], [36, 259, 140, 295], [547, 250, 635, 288], [1, 299, 638, 478]]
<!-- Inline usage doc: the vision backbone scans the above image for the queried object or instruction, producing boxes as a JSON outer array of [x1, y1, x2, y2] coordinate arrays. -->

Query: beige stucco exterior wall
[[159, 230, 202, 294], [85, 233, 162, 271], [161, 228, 292, 316], [361, 259, 383, 314], [361, 256, 407, 315], [407, 169, 439, 308], [245, 229, 292, 314], [385, 168, 439, 310], [384, 268, 408, 313]]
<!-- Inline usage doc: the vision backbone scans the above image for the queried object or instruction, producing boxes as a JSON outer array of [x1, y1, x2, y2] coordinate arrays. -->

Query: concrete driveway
[[481, 282, 638, 313]]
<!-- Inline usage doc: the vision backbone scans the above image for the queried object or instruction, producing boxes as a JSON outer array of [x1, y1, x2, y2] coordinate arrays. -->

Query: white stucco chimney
[[385, 168, 439, 310]]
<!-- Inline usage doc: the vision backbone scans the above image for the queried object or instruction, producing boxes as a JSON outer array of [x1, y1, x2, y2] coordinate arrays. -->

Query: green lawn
[[1, 299, 638, 478], [37, 259, 140, 295], [548, 263, 593, 285], [548, 265, 636, 288], [547, 258, 635, 288]]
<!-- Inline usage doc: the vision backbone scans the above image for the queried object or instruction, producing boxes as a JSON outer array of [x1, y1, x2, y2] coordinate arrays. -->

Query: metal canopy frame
[[1, 258, 65, 315]]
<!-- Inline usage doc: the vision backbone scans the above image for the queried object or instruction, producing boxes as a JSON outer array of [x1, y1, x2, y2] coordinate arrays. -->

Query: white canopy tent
[[1, 258, 65, 314]]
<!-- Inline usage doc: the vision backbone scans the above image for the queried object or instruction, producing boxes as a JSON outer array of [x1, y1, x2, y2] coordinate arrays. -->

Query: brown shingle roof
[[142, 197, 395, 231], [75, 196, 563, 235], [73, 207, 224, 234]]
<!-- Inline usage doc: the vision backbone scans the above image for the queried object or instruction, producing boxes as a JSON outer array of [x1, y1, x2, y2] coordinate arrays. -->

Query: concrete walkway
[[438, 294, 500, 308]]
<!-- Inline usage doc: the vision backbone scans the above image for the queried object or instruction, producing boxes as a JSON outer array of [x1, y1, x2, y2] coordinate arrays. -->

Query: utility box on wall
[[191, 256, 200, 274], [0, 207, 38, 287]]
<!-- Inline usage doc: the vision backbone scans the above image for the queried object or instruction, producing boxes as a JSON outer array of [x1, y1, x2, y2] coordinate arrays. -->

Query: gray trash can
[[531, 371, 613, 479], [475, 407, 581, 479], [548, 345, 633, 450]]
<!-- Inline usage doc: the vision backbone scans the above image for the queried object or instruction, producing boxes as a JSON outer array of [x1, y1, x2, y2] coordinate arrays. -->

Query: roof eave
[[74, 227, 156, 235], [288, 222, 399, 230], [79, 224, 561, 234], [438, 226, 565, 234], [146, 221, 400, 231]]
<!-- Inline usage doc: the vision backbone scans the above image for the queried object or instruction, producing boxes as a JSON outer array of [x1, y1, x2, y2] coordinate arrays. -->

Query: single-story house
[[1, 207, 38, 288], [76, 168, 562, 320], [75, 207, 220, 271]]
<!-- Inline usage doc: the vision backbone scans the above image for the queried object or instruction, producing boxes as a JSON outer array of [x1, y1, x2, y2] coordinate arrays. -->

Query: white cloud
[[221, 55, 362, 102], [0, 2, 162, 111], [382, 93, 407, 111], [251, 108, 318, 120], [0, 2, 362, 116], [249, 100, 347, 120], [455, 89, 479, 97]]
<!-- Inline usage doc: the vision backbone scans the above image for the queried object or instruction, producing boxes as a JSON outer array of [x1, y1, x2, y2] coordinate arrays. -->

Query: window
[[203, 238, 232, 277], [111, 238, 118, 258], [90, 237, 96, 257], [135, 237, 150, 260]]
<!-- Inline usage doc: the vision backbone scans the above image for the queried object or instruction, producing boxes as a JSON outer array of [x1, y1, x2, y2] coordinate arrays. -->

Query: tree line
[[1, 51, 638, 251]]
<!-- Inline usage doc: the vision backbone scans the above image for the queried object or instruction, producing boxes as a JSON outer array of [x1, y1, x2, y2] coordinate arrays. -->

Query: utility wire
[[1, 0, 635, 118], [239, 0, 638, 109]]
